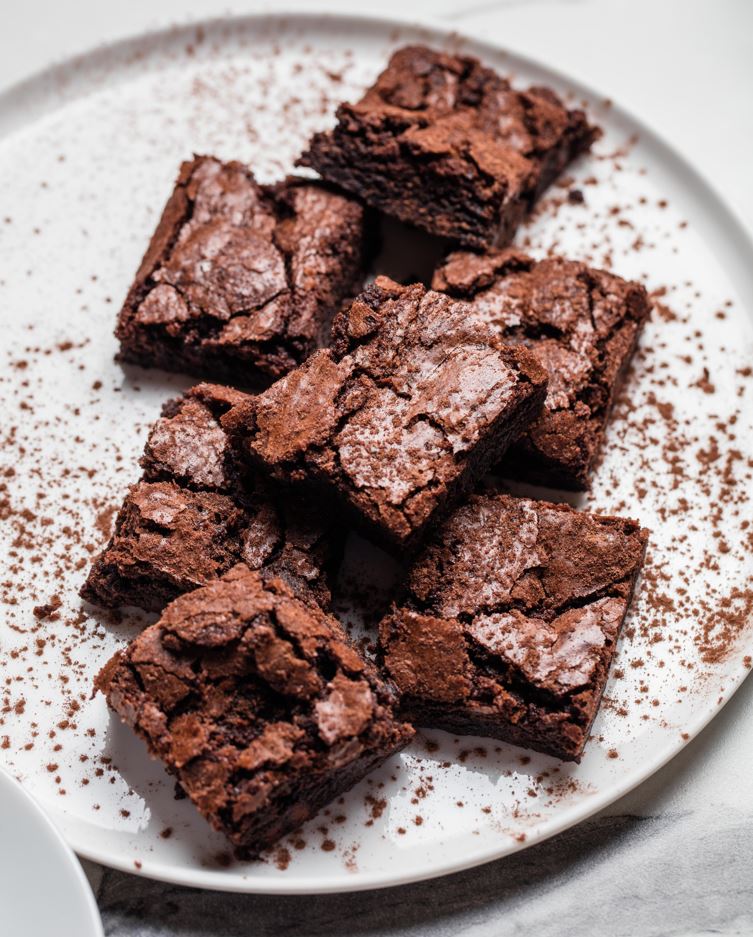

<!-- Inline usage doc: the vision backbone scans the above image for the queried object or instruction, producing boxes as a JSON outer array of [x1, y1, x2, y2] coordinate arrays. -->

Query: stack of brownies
[[85, 46, 650, 858]]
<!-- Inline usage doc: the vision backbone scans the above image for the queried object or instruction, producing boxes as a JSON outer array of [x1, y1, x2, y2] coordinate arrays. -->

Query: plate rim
[[0, 767, 104, 935], [2, 6, 752, 895]]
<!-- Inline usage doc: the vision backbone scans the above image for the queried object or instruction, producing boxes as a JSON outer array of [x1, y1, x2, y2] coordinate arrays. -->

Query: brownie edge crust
[[96, 565, 414, 857], [379, 494, 648, 761], [115, 156, 371, 387], [81, 383, 339, 614], [225, 276, 549, 554], [300, 45, 599, 249], [432, 248, 651, 490]]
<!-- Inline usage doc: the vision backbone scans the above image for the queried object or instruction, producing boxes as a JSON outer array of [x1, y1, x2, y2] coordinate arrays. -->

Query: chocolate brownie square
[[224, 277, 548, 553], [433, 249, 651, 489], [379, 493, 648, 761], [299, 45, 598, 249], [96, 564, 414, 857], [81, 383, 338, 613], [116, 157, 372, 386]]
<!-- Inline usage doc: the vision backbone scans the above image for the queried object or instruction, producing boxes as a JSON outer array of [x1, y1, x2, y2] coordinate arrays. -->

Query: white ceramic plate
[[0, 767, 103, 937], [0, 11, 752, 895]]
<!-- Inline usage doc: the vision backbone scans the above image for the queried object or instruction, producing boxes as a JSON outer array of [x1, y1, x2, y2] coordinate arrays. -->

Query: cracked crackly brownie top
[[81, 383, 339, 613], [433, 249, 651, 489], [224, 276, 548, 554], [96, 564, 414, 857], [115, 156, 371, 387], [300, 45, 599, 249], [379, 493, 648, 761]]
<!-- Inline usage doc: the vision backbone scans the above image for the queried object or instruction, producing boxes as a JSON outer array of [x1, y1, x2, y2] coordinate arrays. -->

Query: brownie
[[96, 564, 414, 857], [299, 45, 599, 249], [81, 383, 338, 613], [378, 493, 648, 761], [433, 249, 651, 489], [224, 276, 548, 554], [115, 156, 372, 386]]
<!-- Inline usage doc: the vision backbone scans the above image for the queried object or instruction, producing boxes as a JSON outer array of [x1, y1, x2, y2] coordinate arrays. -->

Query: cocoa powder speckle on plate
[[0, 21, 751, 883]]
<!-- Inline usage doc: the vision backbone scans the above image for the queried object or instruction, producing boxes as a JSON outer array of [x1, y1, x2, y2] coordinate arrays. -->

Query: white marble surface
[[3, 1, 753, 934]]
